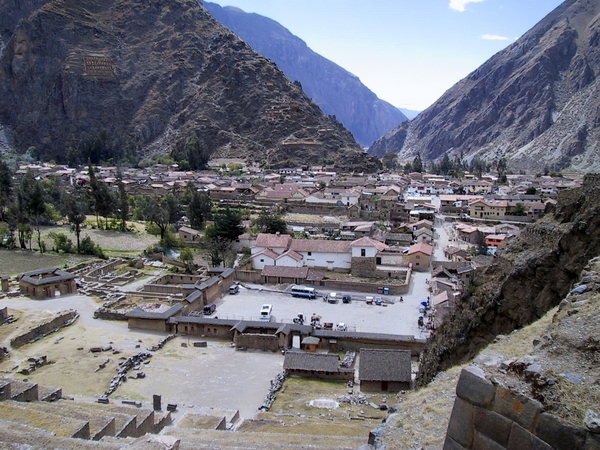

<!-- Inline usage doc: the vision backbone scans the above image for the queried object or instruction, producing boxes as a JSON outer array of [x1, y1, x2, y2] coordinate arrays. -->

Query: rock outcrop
[[417, 173, 600, 386], [370, 0, 600, 173], [0, 0, 381, 172], [204, 1, 407, 148]]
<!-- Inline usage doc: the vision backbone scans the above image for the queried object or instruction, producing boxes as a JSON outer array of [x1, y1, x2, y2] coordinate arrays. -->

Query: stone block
[[508, 423, 552, 450], [474, 407, 512, 447], [473, 431, 506, 450], [492, 385, 542, 431], [585, 432, 600, 450], [447, 397, 474, 448], [536, 413, 587, 450], [457, 366, 496, 408], [443, 435, 467, 450]]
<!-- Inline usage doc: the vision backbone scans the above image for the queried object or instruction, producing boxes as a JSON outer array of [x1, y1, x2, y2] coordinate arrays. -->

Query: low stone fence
[[234, 333, 280, 352], [10, 310, 79, 348], [444, 366, 599, 450]]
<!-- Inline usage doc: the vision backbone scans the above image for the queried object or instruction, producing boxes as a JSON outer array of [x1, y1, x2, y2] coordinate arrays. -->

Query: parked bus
[[260, 304, 272, 322], [290, 285, 317, 299]]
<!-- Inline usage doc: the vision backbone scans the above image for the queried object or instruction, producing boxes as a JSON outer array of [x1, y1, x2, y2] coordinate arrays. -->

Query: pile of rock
[[258, 370, 287, 411], [104, 352, 152, 398], [148, 334, 176, 352]]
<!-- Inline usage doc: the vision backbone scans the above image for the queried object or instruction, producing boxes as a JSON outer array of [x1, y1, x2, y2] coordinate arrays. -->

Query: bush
[[79, 236, 106, 259]]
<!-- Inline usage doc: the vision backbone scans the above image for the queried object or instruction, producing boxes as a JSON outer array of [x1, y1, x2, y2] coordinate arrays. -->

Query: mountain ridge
[[370, 0, 600, 173], [0, 0, 381, 172], [204, 1, 407, 147]]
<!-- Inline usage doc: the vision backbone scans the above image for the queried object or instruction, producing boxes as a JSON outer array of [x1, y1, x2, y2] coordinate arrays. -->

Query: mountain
[[370, 0, 600, 173], [398, 108, 421, 120], [204, 1, 407, 148], [0, 0, 381, 172]]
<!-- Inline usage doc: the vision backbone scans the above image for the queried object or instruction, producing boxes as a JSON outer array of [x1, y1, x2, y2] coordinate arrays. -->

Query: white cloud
[[449, 0, 484, 12], [480, 34, 510, 40]]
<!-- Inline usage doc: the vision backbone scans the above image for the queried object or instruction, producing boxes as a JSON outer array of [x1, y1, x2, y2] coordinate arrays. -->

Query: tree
[[202, 231, 232, 267], [473, 230, 488, 256], [183, 134, 210, 170], [526, 186, 537, 195], [62, 190, 88, 253], [21, 170, 47, 252], [179, 247, 195, 273], [381, 152, 398, 171], [116, 168, 129, 231], [88, 165, 114, 229], [208, 208, 245, 241], [0, 157, 12, 222], [254, 210, 287, 234], [411, 153, 423, 173], [139, 195, 171, 241], [187, 188, 212, 229], [513, 202, 527, 216]]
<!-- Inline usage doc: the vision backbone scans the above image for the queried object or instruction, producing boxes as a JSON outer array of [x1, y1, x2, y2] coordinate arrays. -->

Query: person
[[399, 296, 404, 302]]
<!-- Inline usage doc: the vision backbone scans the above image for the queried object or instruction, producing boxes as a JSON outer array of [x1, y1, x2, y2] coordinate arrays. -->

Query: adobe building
[[358, 348, 412, 392], [18, 268, 77, 299]]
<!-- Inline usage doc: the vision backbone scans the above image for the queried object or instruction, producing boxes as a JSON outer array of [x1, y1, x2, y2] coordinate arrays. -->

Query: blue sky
[[208, 0, 565, 111]]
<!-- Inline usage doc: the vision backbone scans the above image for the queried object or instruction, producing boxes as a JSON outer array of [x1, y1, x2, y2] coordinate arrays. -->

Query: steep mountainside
[[0, 0, 381, 172], [204, 1, 407, 148], [370, 0, 600, 173], [417, 173, 600, 386]]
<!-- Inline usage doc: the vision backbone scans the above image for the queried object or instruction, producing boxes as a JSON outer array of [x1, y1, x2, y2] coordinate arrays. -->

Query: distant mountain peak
[[370, 0, 600, 173], [204, 1, 407, 147]]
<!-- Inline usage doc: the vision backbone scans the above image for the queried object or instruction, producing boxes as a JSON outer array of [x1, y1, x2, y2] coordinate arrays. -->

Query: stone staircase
[[0, 378, 369, 449], [0, 378, 172, 448]]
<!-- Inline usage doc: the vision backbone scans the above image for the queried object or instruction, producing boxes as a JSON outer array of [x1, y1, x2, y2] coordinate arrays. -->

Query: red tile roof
[[254, 233, 292, 249], [407, 242, 433, 256]]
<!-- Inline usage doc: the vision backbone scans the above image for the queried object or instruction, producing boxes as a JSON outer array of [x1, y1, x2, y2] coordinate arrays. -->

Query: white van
[[260, 304, 272, 322]]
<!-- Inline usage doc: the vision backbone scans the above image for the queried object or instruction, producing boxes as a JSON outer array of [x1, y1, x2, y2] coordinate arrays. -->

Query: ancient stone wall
[[10, 310, 78, 348], [234, 333, 280, 352], [444, 366, 599, 450], [351, 257, 377, 277]]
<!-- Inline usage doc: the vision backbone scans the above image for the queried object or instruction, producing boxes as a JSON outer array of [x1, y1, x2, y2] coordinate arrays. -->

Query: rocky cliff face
[[0, 0, 381, 172], [371, 0, 600, 173], [417, 173, 600, 386], [204, 1, 407, 148]]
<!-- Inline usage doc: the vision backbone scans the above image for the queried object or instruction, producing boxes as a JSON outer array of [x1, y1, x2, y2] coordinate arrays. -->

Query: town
[[0, 159, 584, 448]]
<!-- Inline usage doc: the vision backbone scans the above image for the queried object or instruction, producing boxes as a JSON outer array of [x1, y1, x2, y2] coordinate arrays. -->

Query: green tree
[[411, 153, 423, 173], [253, 210, 287, 234], [0, 157, 12, 222], [79, 235, 106, 258], [21, 170, 47, 252], [187, 189, 212, 229], [513, 202, 527, 216], [526, 186, 537, 195], [381, 152, 398, 171], [208, 208, 245, 241], [116, 168, 129, 231], [183, 134, 210, 170], [62, 190, 88, 253], [179, 247, 195, 273], [47, 232, 74, 253], [201, 231, 231, 267]]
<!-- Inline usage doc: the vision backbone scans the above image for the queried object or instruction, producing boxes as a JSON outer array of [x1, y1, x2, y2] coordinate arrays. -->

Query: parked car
[[366, 296, 373, 304], [327, 292, 338, 304], [342, 295, 351, 303], [336, 323, 347, 331], [229, 284, 239, 294]]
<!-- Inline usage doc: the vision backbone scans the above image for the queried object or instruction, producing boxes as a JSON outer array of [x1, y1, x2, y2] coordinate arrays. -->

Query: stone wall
[[444, 366, 599, 450], [351, 257, 377, 277], [234, 333, 280, 352], [10, 310, 79, 348]]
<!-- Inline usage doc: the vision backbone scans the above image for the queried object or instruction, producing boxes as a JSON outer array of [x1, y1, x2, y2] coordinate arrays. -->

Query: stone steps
[[0, 427, 126, 450], [4, 399, 117, 440], [0, 402, 90, 439], [161, 428, 367, 450]]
